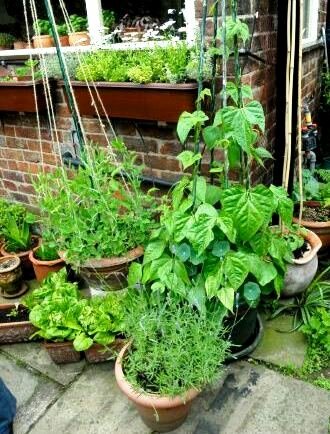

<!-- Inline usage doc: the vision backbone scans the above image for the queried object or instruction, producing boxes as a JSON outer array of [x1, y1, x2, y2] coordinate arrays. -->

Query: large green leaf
[[177, 110, 209, 144], [270, 185, 294, 227], [73, 333, 93, 351], [217, 215, 236, 243], [244, 101, 265, 132], [243, 282, 261, 307], [202, 125, 223, 149], [177, 151, 202, 170], [186, 214, 216, 256], [247, 254, 278, 286], [143, 239, 167, 264], [205, 184, 222, 205], [224, 252, 249, 289], [127, 262, 142, 286], [218, 287, 235, 312]]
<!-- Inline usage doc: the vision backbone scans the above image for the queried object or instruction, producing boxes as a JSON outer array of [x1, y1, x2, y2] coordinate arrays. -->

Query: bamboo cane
[[298, 0, 303, 223]]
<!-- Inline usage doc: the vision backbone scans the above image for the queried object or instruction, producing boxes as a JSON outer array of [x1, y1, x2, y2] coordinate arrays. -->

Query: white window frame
[[303, 0, 319, 46]]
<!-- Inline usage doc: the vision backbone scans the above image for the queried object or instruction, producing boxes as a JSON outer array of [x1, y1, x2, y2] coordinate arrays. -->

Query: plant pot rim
[[0, 79, 44, 87], [293, 202, 330, 228], [68, 31, 89, 35], [115, 342, 200, 409], [43, 340, 74, 349], [61, 80, 199, 91], [0, 255, 20, 272], [294, 228, 322, 265], [59, 246, 144, 269], [29, 247, 64, 267], [0, 303, 30, 327], [32, 35, 52, 39], [1, 236, 40, 258]]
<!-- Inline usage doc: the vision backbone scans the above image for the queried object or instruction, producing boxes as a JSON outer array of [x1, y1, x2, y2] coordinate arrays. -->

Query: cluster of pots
[[32, 31, 90, 49]]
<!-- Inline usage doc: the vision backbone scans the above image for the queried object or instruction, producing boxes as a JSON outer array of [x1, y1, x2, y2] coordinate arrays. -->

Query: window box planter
[[0, 80, 48, 113], [0, 303, 37, 344], [84, 338, 126, 363], [62, 81, 198, 122], [43, 341, 82, 364]]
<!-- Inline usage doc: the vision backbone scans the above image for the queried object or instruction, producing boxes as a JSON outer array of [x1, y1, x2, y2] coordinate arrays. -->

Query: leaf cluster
[[34, 143, 157, 265], [23, 269, 125, 351], [0, 33, 15, 47], [123, 291, 230, 397], [34, 242, 59, 261], [69, 15, 88, 33], [293, 169, 330, 203], [34, 19, 51, 36]]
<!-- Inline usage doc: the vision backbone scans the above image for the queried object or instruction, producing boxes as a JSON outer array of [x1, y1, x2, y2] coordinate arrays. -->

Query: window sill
[[302, 39, 323, 53]]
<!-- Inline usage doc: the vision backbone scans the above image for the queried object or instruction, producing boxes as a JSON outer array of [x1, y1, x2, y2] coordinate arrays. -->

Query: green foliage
[[34, 143, 157, 265], [23, 269, 124, 351], [69, 15, 88, 33], [56, 24, 69, 37], [0, 199, 27, 239], [15, 60, 41, 79], [301, 308, 330, 353], [123, 291, 229, 397], [75, 44, 192, 84], [34, 243, 59, 261], [42, 53, 80, 79], [34, 19, 51, 36], [0, 33, 15, 47], [2, 219, 32, 252], [103, 10, 116, 31], [293, 169, 330, 204], [322, 72, 330, 109]]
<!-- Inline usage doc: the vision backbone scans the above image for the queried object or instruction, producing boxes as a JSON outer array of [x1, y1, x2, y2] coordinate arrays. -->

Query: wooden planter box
[[0, 304, 36, 344], [62, 81, 198, 122], [0, 79, 48, 113], [84, 339, 126, 363], [43, 341, 82, 364]]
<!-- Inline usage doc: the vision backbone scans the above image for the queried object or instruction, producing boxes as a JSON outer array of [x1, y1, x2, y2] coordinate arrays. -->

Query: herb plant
[[123, 291, 229, 397], [0, 33, 15, 48], [301, 308, 330, 354], [34, 19, 51, 36], [0, 199, 27, 239], [34, 243, 59, 261], [23, 269, 125, 351], [103, 10, 116, 31], [15, 60, 41, 79], [56, 24, 69, 37], [69, 15, 88, 33], [34, 142, 157, 265]]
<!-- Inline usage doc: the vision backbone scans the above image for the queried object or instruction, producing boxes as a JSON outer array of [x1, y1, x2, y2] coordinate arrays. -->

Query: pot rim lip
[[1, 236, 40, 258], [29, 247, 64, 267], [59, 246, 144, 269], [293, 228, 322, 265], [60, 80, 199, 90], [293, 216, 330, 228], [115, 342, 200, 409], [0, 255, 21, 272], [43, 340, 75, 348]]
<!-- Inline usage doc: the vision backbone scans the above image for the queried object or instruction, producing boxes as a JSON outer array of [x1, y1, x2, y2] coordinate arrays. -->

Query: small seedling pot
[[85, 339, 126, 363], [1, 236, 40, 280], [115, 343, 199, 432], [68, 32, 90, 46], [29, 248, 65, 282], [0, 255, 22, 296], [43, 341, 82, 364], [32, 35, 55, 48], [14, 41, 28, 50], [0, 303, 37, 344]]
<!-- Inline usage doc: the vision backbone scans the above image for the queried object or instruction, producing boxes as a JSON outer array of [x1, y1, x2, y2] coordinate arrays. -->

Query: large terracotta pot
[[29, 248, 65, 282], [0, 256, 22, 296], [293, 201, 330, 251], [68, 31, 90, 46], [61, 246, 144, 292], [282, 229, 322, 297], [32, 35, 54, 48], [115, 343, 199, 433], [59, 35, 70, 47], [1, 236, 40, 280]]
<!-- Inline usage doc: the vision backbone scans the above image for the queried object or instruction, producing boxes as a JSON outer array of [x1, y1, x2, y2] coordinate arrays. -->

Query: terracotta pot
[[14, 41, 28, 50], [43, 341, 81, 364], [62, 81, 198, 123], [115, 343, 199, 432], [59, 35, 70, 47], [293, 202, 330, 251], [0, 80, 49, 113], [32, 35, 55, 48], [282, 229, 322, 297], [85, 339, 126, 363], [1, 236, 40, 280], [61, 246, 144, 291], [29, 248, 65, 282], [68, 32, 90, 46], [0, 303, 37, 344], [0, 256, 22, 295]]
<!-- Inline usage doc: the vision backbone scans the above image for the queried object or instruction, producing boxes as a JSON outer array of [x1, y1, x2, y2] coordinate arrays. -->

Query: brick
[[146, 154, 180, 172], [0, 159, 8, 169], [19, 183, 35, 195], [4, 125, 15, 136], [17, 161, 30, 172], [3, 180, 17, 191], [15, 126, 38, 140], [125, 137, 157, 153], [7, 161, 18, 171], [24, 151, 41, 163], [3, 170, 24, 183], [138, 124, 176, 140], [159, 141, 182, 156], [11, 193, 30, 204], [42, 153, 59, 166], [56, 103, 71, 117]]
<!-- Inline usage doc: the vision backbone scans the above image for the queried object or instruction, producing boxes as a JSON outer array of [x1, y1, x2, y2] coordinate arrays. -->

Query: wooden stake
[[298, 0, 304, 223]]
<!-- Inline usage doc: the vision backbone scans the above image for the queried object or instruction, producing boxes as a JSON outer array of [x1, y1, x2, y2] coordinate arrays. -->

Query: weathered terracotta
[[29, 248, 65, 282], [115, 343, 199, 432], [61, 246, 144, 291], [293, 201, 330, 251], [84, 339, 126, 363], [0, 255, 22, 295], [0, 80, 48, 113], [14, 41, 28, 49], [68, 32, 90, 46], [0, 303, 37, 344], [62, 81, 198, 122], [282, 229, 322, 297], [59, 35, 70, 47], [1, 236, 40, 280], [43, 341, 81, 364], [32, 35, 54, 48]]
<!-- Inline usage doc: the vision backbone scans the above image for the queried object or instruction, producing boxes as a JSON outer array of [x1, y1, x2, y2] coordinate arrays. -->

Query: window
[[303, 0, 319, 45]]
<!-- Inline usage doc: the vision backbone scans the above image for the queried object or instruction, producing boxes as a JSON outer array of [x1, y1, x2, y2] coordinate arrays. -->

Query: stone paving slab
[[0, 352, 62, 434], [29, 361, 330, 434], [251, 315, 308, 368], [0, 342, 86, 386]]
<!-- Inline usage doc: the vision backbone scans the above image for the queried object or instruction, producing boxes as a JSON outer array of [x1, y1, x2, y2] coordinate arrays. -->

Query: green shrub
[[0, 33, 15, 48], [69, 15, 88, 33]]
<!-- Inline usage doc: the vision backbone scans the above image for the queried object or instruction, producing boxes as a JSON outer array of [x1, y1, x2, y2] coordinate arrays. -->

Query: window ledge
[[302, 39, 323, 53]]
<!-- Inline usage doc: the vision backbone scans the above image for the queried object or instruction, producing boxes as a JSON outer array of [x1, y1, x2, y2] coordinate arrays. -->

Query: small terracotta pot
[[0, 303, 37, 343], [43, 341, 81, 364], [0, 256, 22, 295], [293, 202, 330, 251], [14, 41, 28, 50], [282, 229, 322, 297], [85, 339, 126, 363], [59, 35, 70, 47], [115, 343, 199, 432], [68, 32, 90, 46], [29, 248, 65, 282], [1, 236, 40, 280], [33, 35, 55, 48]]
